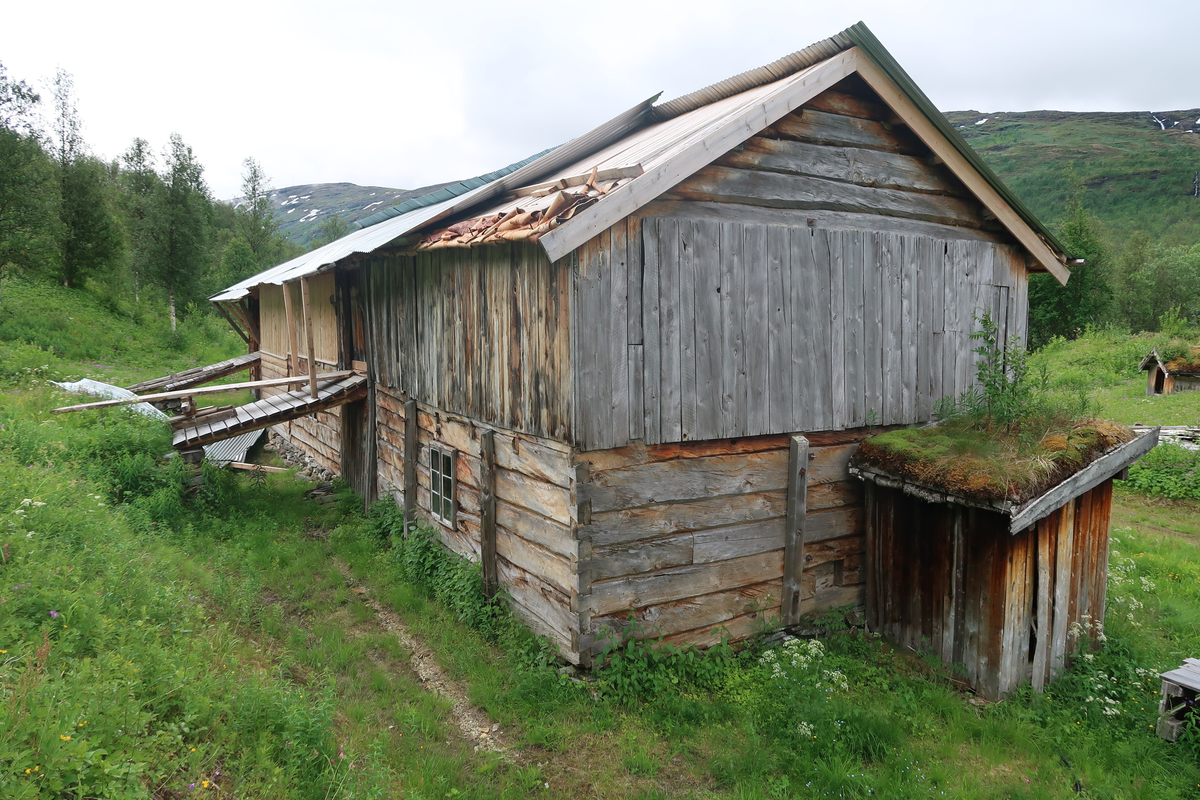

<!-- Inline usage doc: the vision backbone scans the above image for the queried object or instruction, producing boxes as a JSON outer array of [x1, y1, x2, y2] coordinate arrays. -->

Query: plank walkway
[[172, 374, 367, 449], [127, 351, 261, 395]]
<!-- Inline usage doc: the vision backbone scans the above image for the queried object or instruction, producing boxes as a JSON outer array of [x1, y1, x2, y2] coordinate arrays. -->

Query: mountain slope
[[945, 108, 1200, 245], [268, 108, 1200, 249], [268, 181, 452, 247]]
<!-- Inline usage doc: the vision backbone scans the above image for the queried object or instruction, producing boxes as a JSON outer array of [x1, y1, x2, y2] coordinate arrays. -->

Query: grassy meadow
[[3, 278, 1200, 799]]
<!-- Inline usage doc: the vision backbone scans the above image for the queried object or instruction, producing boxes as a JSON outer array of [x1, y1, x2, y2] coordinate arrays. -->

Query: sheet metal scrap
[[416, 169, 621, 250]]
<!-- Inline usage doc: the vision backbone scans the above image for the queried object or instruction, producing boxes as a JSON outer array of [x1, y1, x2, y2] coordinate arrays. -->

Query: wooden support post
[[301, 277, 318, 399], [213, 302, 250, 344], [403, 398, 418, 530], [864, 481, 877, 632], [282, 282, 300, 377], [782, 434, 809, 626], [480, 429, 498, 599]]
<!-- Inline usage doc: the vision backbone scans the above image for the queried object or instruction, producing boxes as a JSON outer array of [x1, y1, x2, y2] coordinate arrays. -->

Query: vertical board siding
[[865, 480, 1116, 700], [575, 220, 1026, 451], [362, 243, 571, 442]]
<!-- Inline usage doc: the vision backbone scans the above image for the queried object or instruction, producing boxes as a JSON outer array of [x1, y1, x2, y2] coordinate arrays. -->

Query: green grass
[[946, 108, 1200, 246], [0, 274, 245, 387], [5, 278, 1200, 798]]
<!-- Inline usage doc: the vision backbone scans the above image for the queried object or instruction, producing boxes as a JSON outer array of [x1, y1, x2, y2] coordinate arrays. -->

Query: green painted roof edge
[[842, 22, 1071, 258], [353, 145, 560, 231]]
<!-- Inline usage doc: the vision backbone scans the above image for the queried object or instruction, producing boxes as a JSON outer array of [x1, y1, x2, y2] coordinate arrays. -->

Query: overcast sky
[[2, 0, 1196, 201]]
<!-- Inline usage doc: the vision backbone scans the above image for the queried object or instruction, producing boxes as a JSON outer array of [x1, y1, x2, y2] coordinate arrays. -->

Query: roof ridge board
[[651, 31, 854, 121]]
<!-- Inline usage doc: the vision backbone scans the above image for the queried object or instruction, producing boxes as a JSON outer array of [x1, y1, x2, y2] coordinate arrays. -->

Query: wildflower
[[60, 734, 70, 741], [202, 780, 209, 788], [49, 610, 58, 618], [190, 784, 195, 789], [32, 501, 44, 508], [19, 499, 30, 506]]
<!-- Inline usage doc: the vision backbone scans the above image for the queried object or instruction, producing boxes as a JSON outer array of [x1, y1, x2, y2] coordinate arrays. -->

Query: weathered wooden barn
[[203, 23, 1080, 665], [1139, 349, 1200, 395]]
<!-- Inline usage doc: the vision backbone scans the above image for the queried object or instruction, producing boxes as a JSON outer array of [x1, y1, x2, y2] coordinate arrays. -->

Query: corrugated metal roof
[[211, 95, 658, 301], [203, 428, 264, 465]]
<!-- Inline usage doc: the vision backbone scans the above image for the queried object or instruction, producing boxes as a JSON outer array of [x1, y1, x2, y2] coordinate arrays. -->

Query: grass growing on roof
[[854, 311, 1135, 502]]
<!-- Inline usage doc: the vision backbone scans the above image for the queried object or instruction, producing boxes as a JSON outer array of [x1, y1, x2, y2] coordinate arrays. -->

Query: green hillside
[[946, 108, 1200, 244]]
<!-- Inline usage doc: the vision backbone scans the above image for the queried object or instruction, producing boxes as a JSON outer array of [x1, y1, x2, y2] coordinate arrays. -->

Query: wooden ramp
[[172, 374, 367, 450], [128, 351, 261, 395]]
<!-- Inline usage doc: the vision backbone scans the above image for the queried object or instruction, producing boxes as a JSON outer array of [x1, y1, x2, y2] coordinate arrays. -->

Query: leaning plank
[[126, 352, 262, 394], [53, 372, 352, 412]]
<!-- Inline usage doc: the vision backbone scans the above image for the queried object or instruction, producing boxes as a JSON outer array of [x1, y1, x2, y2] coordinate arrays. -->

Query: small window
[[429, 444, 456, 527]]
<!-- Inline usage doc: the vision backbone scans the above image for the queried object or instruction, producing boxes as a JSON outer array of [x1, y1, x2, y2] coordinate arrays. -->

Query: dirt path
[[333, 560, 509, 755]]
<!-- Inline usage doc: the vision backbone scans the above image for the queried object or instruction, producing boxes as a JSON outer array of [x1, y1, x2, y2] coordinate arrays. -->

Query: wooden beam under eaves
[[849, 49, 1072, 286]]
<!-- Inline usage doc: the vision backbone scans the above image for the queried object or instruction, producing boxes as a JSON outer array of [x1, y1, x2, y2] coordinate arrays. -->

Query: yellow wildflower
[[202, 780, 210, 788], [60, 735, 71, 742]]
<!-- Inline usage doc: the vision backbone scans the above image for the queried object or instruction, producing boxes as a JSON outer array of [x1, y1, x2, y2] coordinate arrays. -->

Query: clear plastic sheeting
[[51, 379, 168, 420]]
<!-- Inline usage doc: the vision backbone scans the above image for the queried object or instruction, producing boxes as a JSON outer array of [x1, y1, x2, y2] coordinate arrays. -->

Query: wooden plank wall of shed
[[258, 281, 340, 368], [571, 83, 1031, 452], [575, 429, 870, 656], [374, 384, 583, 660], [362, 244, 571, 442], [257, 348, 343, 475], [866, 480, 1114, 700]]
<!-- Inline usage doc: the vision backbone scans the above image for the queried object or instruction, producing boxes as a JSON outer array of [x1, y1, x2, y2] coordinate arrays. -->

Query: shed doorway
[[1154, 367, 1166, 395]]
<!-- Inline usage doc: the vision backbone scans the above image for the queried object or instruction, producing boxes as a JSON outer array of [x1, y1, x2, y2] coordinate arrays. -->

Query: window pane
[[443, 496, 452, 519], [443, 452, 453, 477]]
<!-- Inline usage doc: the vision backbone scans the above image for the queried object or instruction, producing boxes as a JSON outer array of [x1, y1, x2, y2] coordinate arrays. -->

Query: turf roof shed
[[1139, 348, 1200, 395]]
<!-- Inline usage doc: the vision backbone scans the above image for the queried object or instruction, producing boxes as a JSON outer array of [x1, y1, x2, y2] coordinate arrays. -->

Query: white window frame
[[428, 443, 457, 528]]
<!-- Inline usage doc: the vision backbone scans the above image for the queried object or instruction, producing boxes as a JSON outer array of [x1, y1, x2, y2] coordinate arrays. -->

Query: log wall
[[865, 479, 1113, 700], [374, 384, 583, 660], [574, 429, 873, 659]]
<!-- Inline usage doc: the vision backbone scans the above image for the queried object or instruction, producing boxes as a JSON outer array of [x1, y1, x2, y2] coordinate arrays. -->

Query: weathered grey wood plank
[[659, 218, 683, 443], [721, 137, 968, 196], [744, 223, 769, 436], [638, 200, 1013, 244], [586, 550, 783, 616], [901, 234, 918, 422], [667, 166, 983, 228], [628, 345, 644, 442], [916, 236, 934, 419], [862, 232, 883, 423], [766, 225, 792, 432], [679, 220, 699, 440], [879, 233, 901, 424], [842, 229, 865, 427], [783, 435, 810, 625], [642, 220, 662, 444], [626, 217, 644, 345], [480, 429, 498, 598], [770, 107, 926, 154], [588, 533, 694, 581], [694, 220, 723, 438], [720, 222, 747, 438], [403, 398, 418, 526], [1050, 502, 1075, 678], [611, 223, 630, 449]]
